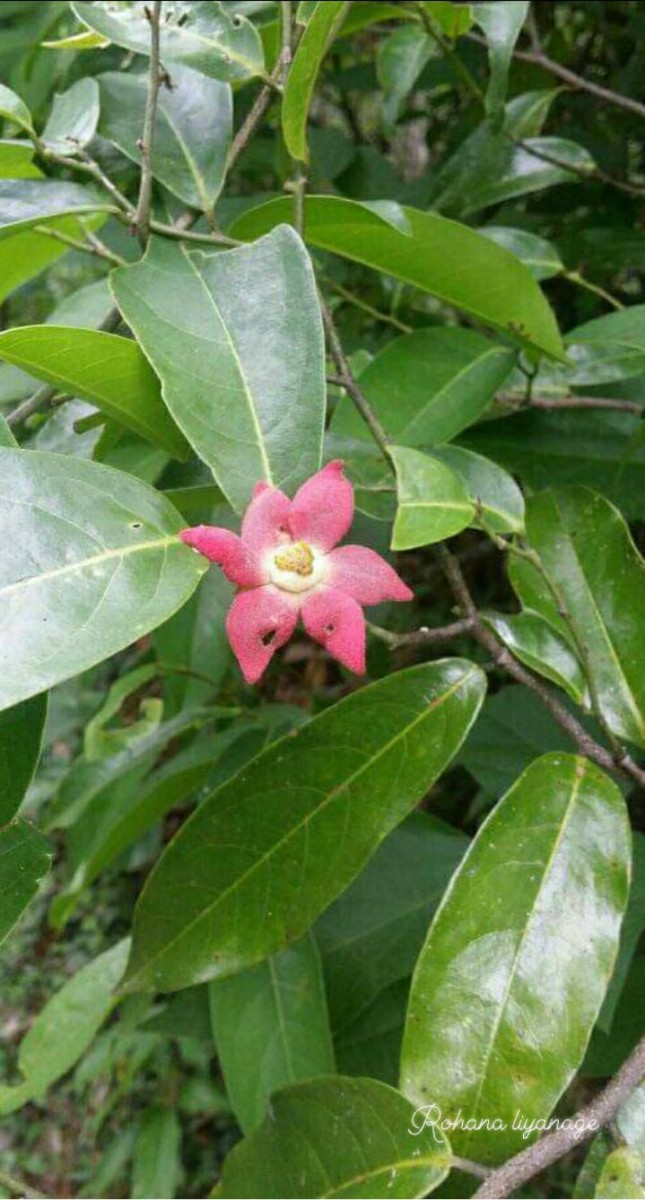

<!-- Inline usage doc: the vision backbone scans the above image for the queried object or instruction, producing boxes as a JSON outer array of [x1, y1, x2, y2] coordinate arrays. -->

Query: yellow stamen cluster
[[274, 541, 314, 577]]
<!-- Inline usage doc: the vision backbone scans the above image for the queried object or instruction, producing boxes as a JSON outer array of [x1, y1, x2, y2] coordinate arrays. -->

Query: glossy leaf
[[230, 196, 564, 359], [334, 978, 408, 1087], [461, 408, 645, 522], [0, 820, 51, 948], [0, 139, 41, 179], [600, 832, 645, 1028], [401, 753, 630, 1163], [315, 813, 469, 1030], [563, 305, 645, 386], [0, 939, 129, 1113], [112, 229, 325, 513], [0, 413, 15, 446], [42, 28, 110, 50], [473, 2, 529, 120], [41, 78, 100, 155], [0, 693, 47, 823], [282, 2, 349, 162], [208, 934, 335, 1133], [0, 82, 34, 136], [460, 684, 578, 796], [217, 1076, 452, 1199], [595, 1148, 645, 1199], [512, 487, 645, 747], [0, 326, 188, 457], [71, 0, 265, 84], [422, 2, 474, 37], [332, 328, 516, 449], [123, 660, 486, 993], [0, 449, 207, 713], [98, 67, 231, 212], [483, 610, 587, 703], [426, 444, 525, 534], [478, 225, 564, 281], [390, 446, 475, 549], [153, 566, 232, 715], [0, 179, 110, 239]]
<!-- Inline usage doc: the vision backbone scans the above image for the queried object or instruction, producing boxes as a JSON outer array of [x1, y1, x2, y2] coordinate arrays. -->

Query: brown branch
[[369, 617, 476, 648], [133, 0, 163, 246], [473, 1033, 645, 1199], [320, 301, 392, 461], [494, 37, 645, 123], [497, 392, 643, 416]]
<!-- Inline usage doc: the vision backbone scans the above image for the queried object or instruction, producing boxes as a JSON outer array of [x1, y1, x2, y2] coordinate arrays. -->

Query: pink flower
[[179, 460, 412, 684]]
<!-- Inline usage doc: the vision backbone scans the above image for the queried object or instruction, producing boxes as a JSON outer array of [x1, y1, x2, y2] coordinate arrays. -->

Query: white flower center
[[267, 540, 326, 594]]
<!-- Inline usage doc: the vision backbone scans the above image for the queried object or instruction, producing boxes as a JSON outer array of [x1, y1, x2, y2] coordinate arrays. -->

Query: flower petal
[[326, 545, 413, 605], [241, 484, 291, 555], [289, 460, 354, 552], [179, 526, 265, 587], [226, 585, 299, 684], [302, 586, 366, 675]]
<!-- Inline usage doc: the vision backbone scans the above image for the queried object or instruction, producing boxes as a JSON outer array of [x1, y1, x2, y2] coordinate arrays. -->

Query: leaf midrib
[[127, 667, 480, 985], [0, 535, 177, 601]]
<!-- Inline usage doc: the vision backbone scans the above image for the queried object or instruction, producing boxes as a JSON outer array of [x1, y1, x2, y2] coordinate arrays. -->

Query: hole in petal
[[325, 624, 335, 635], [261, 629, 276, 647], [130, 521, 142, 530]]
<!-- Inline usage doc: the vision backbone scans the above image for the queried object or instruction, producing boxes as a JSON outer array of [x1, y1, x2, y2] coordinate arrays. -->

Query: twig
[[512, 135, 645, 199], [562, 269, 623, 310], [146, 219, 238, 247], [43, 147, 133, 215], [473, 34, 645, 124], [473, 1033, 645, 1199], [369, 618, 476, 648], [324, 279, 413, 333], [6, 382, 56, 428], [0, 1169, 46, 1200], [133, 0, 163, 246], [32, 223, 125, 266], [320, 301, 392, 461], [451, 1156, 490, 1182], [497, 391, 643, 417]]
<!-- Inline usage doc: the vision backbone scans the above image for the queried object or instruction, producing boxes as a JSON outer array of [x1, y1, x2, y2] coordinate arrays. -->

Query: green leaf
[[153, 567, 231, 715], [478, 225, 564, 281], [512, 487, 645, 747], [0, 449, 207, 713], [315, 813, 468, 1030], [0, 179, 111, 239], [426, 444, 525, 534], [98, 67, 231, 212], [400, 753, 631, 1164], [563, 305, 645, 386], [595, 1148, 645, 1199], [41, 78, 100, 155], [0, 82, 34, 136], [0, 693, 47, 823], [217, 1076, 452, 1199], [460, 408, 645, 522], [208, 934, 335, 1133], [431, 91, 593, 215], [132, 1108, 182, 1200], [0, 413, 16, 445], [460, 684, 577, 796], [422, 2, 474, 37], [483, 610, 587, 703], [473, 2, 529, 120], [390, 446, 475, 549], [230, 196, 564, 360], [111, 229, 325, 513], [282, 1, 349, 162], [71, 0, 265, 84], [123, 660, 486, 993], [0, 326, 189, 458], [377, 25, 434, 129], [0, 215, 106, 307], [617, 1081, 645, 1153], [0, 939, 129, 1113], [600, 833, 645, 1029], [0, 139, 41, 179], [332, 328, 516, 449], [0, 820, 51, 948], [334, 978, 408, 1087]]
